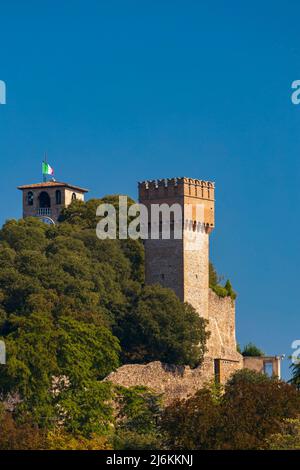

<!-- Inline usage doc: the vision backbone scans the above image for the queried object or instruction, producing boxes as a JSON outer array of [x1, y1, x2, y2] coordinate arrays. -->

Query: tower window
[[27, 191, 34, 206], [263, 361, 274, 377], [161, 274, 165, 280], [39, 191, 51, 208], [55, 190, 62, 205], [72, 192, 77, 201]]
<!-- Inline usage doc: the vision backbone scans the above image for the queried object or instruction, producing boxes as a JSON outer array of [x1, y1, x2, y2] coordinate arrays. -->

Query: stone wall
[[206, 289, 240, 361], [218, 358, 243, 383], [243, 356, 281, 378], [183, 226, 209, 319], [106, 359, 214, 405], [106, 357, 243, 406], [105, 289, 243, 404]]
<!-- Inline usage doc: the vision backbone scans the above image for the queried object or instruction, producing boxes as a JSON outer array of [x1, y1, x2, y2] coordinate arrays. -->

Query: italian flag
[[42, 161, 54, 175]]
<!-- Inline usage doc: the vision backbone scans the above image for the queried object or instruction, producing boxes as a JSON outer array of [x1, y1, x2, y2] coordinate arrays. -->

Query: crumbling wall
[[106, 356, 243, 405], [106, 360, 214, 405], [105, 290, 244, 405], [243, 356, 281, 378]]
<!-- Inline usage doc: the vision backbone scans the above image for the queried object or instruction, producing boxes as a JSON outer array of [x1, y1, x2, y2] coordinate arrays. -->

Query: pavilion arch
[[39, 191, 51, 208]]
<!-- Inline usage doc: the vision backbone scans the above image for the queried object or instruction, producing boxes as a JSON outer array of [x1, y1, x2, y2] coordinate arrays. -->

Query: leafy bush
[[242, 342, 264, 357], [161, 370, 300, 450], [114, 386, 162, 450], [0, 407, 47, 450], [119, 285, 210, 368], [265, 419, 300, 450], [209, 263, 236, 299]]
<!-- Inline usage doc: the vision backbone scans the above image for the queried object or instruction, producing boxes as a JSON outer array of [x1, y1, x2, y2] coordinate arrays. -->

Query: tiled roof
[[17, 181, 89, 193]]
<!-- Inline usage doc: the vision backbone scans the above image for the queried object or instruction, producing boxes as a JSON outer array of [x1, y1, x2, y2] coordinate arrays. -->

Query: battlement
[[138, 177, 215, 201], [139, 176, 215, 228]]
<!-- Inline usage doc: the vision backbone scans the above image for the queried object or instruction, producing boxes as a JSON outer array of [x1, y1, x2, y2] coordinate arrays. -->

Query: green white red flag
[[42, 161, 54, 176]]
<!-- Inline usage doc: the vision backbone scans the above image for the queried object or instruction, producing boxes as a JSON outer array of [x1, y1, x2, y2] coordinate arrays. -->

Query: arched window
[[71, 192, 77, 201], [39, 191, 51, 208], [55, 190, 62, 205], [27, 191, 34, 206]]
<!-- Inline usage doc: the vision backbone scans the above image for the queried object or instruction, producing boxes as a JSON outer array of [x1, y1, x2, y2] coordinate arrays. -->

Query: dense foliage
[[242, 342, 264, 357], [3, 368, 298, 450], [113, 386, 162, 449], [118, 285, 209, 367], [160, 369, 300, 450], [265, 419, 300, 450], [0, 198, 297, 450], [0, 197, 209, 442]]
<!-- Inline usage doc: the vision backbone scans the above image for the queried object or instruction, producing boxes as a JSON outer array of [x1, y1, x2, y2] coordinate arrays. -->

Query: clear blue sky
[[0, 1, 299, 379]]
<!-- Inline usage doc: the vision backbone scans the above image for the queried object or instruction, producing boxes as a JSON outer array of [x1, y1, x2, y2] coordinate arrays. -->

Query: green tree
[[0, 313, 121, 432], [221, 370, 300, 449], [161, 370, 300, 450], [46, 428, 112, 450], [0, 209, 210, 371], [224, 280, 236, 300], [59, 195, 136, 230], [0, 201, 211, 440], [0, 312, 58, 426], [58, 381, 114, 437], [57, 316, 120, 384], [242, 342, 264, 357], [0, 406, 47, 450], [119, 285, 210, 367], [114, 386, 162, 449], [161, 388, 220, 450], [209, 263, 236, 299], [265, 419, 300, 450]]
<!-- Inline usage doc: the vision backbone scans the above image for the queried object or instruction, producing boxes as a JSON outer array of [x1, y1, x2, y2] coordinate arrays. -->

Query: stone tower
[[18, 181, 88, 224], [139, 177, 242, 371], [106, 177, 281, 398], [139, 177, 215, 321]]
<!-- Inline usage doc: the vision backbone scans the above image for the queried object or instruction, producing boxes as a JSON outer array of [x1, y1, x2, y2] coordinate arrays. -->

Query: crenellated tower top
[[138, 176, 215, 229], [138, 177, 214, 200]]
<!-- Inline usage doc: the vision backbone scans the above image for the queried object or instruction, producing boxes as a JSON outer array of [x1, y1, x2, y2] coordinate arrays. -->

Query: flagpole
[[43, 152, 47, 182]]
